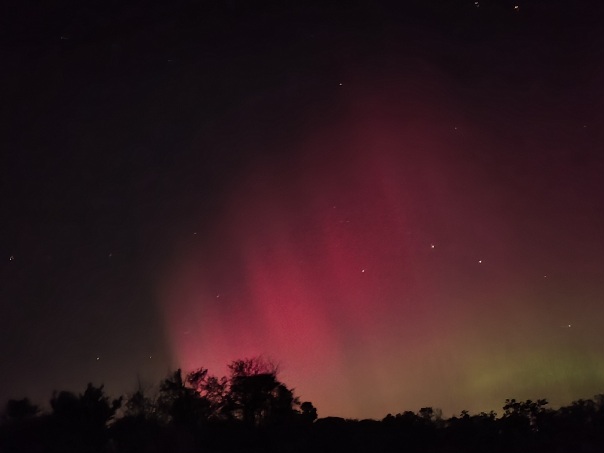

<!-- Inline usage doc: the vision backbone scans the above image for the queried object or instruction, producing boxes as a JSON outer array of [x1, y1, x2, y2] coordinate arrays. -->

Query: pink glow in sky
[[4, 1, 604, 421], [160, 73, 604, 419]]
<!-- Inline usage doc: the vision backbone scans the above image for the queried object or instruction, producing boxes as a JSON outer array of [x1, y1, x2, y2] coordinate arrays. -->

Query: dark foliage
[[1, 383, 121, 453], [2, 357, 604, 452]]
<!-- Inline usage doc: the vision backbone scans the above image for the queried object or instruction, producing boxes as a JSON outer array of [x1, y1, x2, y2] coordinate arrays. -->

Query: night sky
[[2, 0, 604, 420]]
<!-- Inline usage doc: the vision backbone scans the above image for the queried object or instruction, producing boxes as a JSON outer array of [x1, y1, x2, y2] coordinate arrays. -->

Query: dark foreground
[[2, 367, 603, 453]]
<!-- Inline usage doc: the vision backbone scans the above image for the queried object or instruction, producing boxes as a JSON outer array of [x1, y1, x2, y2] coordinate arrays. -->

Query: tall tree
[[158, 369, 211, 426], [186, 367, 228, 420], [225, 357, 300, 426]]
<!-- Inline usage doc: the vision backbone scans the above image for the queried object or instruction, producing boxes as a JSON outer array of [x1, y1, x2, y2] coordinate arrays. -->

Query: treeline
[[1, 357, 603, 453]]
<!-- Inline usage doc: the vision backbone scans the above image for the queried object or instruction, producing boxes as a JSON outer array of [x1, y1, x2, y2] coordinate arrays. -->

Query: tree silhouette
[[50, 383, 122, 426], [157, 369, 212, 427], [502, 398, 549, 433], [186, 367, 228, 420], [300, 401, 318, 424], [4, 357, 604, 453], [224, 357, 300, 426], [45, 384, 123, 452], [3, 398, 39, 421], [124, 388, 157, 421]]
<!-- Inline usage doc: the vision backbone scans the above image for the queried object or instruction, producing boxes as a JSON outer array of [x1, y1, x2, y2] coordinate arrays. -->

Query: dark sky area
[[1, 0, 604, 419]]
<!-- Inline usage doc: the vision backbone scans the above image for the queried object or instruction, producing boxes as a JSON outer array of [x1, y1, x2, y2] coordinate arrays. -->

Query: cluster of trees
[[2, 357, 604, 453], [1, 357, 316, 453]]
